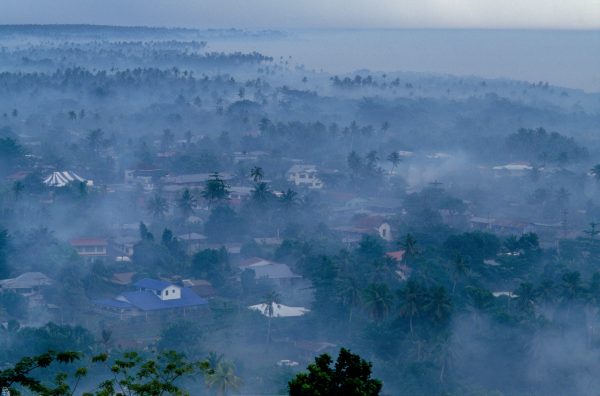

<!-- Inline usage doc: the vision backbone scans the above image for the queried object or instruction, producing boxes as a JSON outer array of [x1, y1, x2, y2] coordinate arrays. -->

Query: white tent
[[43, 171, 91, 187], [248, 303, 310, 318]]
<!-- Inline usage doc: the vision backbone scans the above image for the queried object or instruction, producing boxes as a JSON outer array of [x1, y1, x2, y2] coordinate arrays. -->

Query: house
[[70, 238, 108, 261], [469, 217, 534, 235], [492, 163, 533, 177], [294, 341, 336, 360], [286, 165, 323, 189], [240, 257, 302, 287], [333, 215, 394, 243], [109, 272, 137, 286], [0, 272, 52, 295], [112, 236, 139, 257], [229, 186, 253, 201], [124, 169, 167, 191], [233, 150, 268, 163], [240, 257, 273, 268], [163, 173, 233, 189], [181, 279, 217, 298], [94, 278, 208, 318], [177, 233, 207, 254], [43, 171, 92, 187], [386, 250, 405, 262], [253, 237, 283, 247]]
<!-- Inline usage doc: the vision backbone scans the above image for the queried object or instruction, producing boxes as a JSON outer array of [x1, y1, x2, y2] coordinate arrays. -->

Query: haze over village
[[0, 1, 599, 395]]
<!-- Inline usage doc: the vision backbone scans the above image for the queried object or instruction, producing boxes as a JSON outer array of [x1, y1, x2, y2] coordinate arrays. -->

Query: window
[[165, 290, 169, 296]]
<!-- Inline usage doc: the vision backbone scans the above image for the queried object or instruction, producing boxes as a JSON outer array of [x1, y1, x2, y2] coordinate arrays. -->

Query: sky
[[0, 0, 599, 30]]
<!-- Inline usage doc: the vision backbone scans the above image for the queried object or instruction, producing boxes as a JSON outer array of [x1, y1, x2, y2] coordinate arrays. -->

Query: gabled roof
[[0, 272, 52, 289], [239, 257, 272, 268], [70, 238, 108, 246], [249, 263, 301, 280], [177, 233, 207, 241], [95, 288, 208, 311], [133, 278, 176, 291], [386, 250, 405, 262], [110, 272, 136, 285], [287, 164, 318, 174]]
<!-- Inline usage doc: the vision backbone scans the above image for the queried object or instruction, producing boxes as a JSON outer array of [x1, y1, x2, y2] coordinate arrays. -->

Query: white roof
[[287, 164, 318, 174], [492, 164, 533, 171], [43, 171, 88, 187], [177, 233, 207, 241], [248, 303, 310, 318], [492, 291, 518, 298], [0, 272, 52, 289]]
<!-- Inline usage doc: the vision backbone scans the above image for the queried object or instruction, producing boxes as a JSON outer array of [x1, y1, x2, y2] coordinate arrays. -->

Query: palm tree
[[398, 280, 425, 336], [584, 222, 600, 239], [147, 195, 168, 220], [100, 328, 112, 351], [177, 189, 197, 219], [515, 282, 536, 314], [336, 277, 362, 326], [205, 351, 224, 372], [366, 150, 379, 169], [561, 271, 583, 301], [262, 291, 281, 345], [387, 152, 401, 174], [450, 255, 470, 294], [250, 166, 264, 183], [204, 361, 242, 396], [399, 234, 418, 264], [251, 182, 272, 207], [423, 286, 452, 325], [381, 121, 390, 135], [362, 283, 394, 322], [279, 189, 298, 211]]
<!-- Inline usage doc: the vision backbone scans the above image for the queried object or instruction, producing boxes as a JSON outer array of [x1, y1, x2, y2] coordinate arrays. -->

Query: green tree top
[[288, 348, 382, 396]]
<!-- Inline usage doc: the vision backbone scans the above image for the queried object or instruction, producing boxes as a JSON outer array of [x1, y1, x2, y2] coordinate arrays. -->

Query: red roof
[[70, 238, 108, 246], [239, 257, 271, 268], [386, 250, 405, 261], [7, 171, 31, 181]]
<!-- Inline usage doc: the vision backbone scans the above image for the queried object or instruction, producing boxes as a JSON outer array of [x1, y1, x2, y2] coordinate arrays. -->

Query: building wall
[[159, 286, 181, 300]]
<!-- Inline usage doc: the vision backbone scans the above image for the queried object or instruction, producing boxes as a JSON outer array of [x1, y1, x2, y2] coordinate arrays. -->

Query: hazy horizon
[[1, 0, 599, 30]]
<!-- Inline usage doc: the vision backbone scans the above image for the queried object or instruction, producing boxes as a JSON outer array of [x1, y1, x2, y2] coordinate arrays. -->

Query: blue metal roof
[[133, 278, 174, 291], [95, 288, 208, 312], [93, 298, 133, 309]]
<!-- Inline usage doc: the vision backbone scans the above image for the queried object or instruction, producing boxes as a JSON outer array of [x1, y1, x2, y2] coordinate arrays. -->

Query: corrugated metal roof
[[95, 288, 208, 311], [133, 278, 174, 291]]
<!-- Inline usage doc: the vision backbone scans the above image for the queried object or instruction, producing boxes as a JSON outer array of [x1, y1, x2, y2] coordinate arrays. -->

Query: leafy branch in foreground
[[0, 350, 209, 396], [0, 350, 81, 395]]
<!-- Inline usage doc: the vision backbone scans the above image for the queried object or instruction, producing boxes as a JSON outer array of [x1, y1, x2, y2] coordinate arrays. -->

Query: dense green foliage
[[289, 348, 382, 396]]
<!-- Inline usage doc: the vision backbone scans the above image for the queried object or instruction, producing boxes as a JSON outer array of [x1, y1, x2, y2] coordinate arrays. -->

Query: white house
[[286, 165, 323, 189], [133, 278, 181, 300]]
